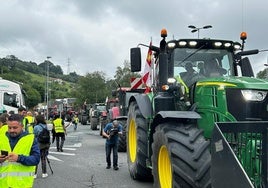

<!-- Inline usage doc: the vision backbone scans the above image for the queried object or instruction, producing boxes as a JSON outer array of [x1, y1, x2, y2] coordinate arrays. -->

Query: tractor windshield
[[172, 48, 234, 86]]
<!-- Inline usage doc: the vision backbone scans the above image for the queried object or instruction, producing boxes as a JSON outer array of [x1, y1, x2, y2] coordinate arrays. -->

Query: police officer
[[0, 114, 40, 187], [102, 120, 122, 170]]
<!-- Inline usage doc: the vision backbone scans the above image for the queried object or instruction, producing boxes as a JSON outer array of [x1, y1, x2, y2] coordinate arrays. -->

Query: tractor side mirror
[[240, 57, 254, 77], [130, 47, 141, 72]]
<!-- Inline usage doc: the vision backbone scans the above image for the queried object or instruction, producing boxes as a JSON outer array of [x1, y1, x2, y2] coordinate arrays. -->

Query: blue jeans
[[105, 143, 118, 167], [74, 123, 77, 130]]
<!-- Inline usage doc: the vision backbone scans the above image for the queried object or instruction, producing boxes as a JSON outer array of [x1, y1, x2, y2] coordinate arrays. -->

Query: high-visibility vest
[[0, 134, 35, 188], [73, 117, 79, 124], [53, 118, 64, 133], [0, 124, 8, 135], [25, 116, 35, 134]]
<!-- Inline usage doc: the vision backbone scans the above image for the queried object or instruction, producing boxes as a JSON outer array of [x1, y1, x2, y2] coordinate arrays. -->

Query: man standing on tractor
[[102, 120, 122, 170]]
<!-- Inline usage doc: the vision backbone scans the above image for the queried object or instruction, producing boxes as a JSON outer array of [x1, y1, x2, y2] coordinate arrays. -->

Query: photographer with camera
[[102, 120, 122, 170]]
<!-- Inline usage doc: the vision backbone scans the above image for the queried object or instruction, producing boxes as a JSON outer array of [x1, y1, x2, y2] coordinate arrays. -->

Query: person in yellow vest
[[0, 114, 40, 188], [52, 113, 66, 152], [0, 113, 9, 135], [72, 114, 79, 131], [24, 111, 36, 134], [18, 106, 28, 132]]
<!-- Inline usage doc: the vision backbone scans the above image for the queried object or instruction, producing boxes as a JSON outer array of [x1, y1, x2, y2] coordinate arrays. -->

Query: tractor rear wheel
[[152, 122, 211, 188], [90, 117, 98, 130], [127, 101, 152, 180], [99, 118, 108, 137], [118, 119, 127, 152]]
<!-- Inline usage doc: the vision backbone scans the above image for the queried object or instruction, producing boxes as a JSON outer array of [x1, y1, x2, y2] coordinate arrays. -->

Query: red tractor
[[101, 86, 145, 152]]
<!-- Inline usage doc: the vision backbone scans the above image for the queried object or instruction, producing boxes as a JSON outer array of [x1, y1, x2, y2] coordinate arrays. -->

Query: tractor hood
[[197, 76, 268, 90]]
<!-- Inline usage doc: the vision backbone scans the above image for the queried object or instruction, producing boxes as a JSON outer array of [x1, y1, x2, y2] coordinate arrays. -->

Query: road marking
[[50, 147, 76, 151], [65, 143, 82, 147], [49, 151, 75, 156], [47, 139, 82, 161], [47, 155, 63, 162]]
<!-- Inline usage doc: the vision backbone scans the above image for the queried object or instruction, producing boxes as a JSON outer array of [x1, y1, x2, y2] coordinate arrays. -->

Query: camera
[[109, 128, 119, 136]]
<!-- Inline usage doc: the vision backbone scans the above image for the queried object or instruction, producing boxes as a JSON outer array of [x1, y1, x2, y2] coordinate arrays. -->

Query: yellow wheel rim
[[158, 145, 172, 188], [128, 119, 137, 163]]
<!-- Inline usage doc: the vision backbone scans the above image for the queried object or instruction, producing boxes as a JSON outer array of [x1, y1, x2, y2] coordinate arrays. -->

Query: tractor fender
[[129, 94, 152, 118], [152, 111, 201, 128]]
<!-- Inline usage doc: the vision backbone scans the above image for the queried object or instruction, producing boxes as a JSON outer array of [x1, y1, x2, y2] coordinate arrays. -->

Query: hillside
[[0, 56, 78, 108]]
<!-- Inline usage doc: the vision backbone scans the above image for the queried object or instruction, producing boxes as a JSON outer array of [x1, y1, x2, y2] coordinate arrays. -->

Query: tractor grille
[[226, 88, 268, 121]]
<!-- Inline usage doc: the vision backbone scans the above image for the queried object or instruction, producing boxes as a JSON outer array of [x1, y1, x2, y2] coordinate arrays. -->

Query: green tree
[[256, 68, 268, 79], [72, 71, 108, 106], [23, 85, 42, 109], [114, 60, 140, 87]]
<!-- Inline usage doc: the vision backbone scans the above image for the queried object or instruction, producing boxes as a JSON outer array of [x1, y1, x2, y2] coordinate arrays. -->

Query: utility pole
[[46, 56, 51, 120], [67, 58, 70, 75]]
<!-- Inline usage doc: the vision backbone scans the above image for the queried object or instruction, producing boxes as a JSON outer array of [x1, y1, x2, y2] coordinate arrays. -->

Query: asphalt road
[[33, 122, 154, 188]]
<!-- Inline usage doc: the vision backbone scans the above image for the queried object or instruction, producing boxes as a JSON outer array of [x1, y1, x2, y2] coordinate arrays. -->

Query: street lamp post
[[46, 56, 51, 120], [188, 25, 212, 38]]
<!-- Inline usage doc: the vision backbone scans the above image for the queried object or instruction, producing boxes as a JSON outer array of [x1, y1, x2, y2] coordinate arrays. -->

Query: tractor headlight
[[241, 90, 267, 101], [167, 42, 176, 49], [167, 78, 176, 84]]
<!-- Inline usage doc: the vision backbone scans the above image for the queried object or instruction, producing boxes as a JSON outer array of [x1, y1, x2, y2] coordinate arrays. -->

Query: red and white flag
[[130, 77, 142, 89], [142, 41, 152, 88]]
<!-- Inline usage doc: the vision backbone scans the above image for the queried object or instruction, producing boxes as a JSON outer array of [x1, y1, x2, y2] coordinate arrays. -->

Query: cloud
[[0, 0, 267, 77]]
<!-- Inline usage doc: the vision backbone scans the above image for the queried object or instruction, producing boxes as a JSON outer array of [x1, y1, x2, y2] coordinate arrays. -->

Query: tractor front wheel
[[152, 122, 211, 188], [127, 101, 152, 180], [90, 117, 98, 130]]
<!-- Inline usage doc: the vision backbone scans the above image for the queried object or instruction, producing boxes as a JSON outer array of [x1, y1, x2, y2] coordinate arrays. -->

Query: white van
[[0, 78, 26, 113]]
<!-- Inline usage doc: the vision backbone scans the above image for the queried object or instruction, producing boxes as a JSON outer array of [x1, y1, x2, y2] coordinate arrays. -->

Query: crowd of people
[[0, 107, 72, 187], [0, 106, 123, 187]]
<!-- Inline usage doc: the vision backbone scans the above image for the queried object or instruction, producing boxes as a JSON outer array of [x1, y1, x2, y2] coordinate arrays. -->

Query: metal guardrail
[[211, 122, 268, 188]]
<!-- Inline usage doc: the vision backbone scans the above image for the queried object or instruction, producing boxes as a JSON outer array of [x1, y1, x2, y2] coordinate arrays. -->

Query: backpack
[[38, 125, 51, 144]]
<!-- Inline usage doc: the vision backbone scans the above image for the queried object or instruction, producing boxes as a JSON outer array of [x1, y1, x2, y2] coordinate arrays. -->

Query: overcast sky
[[0, 0, 267, 79]]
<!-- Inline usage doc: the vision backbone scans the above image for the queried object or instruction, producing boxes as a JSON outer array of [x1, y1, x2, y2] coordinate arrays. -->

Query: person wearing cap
[[0, 114, 40, 187], [102, 120, 123, 170]]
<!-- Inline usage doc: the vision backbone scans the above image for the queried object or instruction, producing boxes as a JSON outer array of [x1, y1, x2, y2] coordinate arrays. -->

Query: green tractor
[[127, 29, 268, 187], [90, 103, 107, 130]]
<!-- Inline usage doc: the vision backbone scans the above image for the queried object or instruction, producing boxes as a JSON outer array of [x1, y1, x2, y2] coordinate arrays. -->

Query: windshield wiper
[[180, 44, 207, 64]]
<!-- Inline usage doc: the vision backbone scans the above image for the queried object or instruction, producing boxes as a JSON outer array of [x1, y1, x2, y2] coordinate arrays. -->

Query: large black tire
[[90, 117, 98, 130], [118, 119, 127, 152], [152, 122, 211, 188], [99, 118, 108, 136], [127, 101, 152, 180], [81, 115, 88, 125]]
